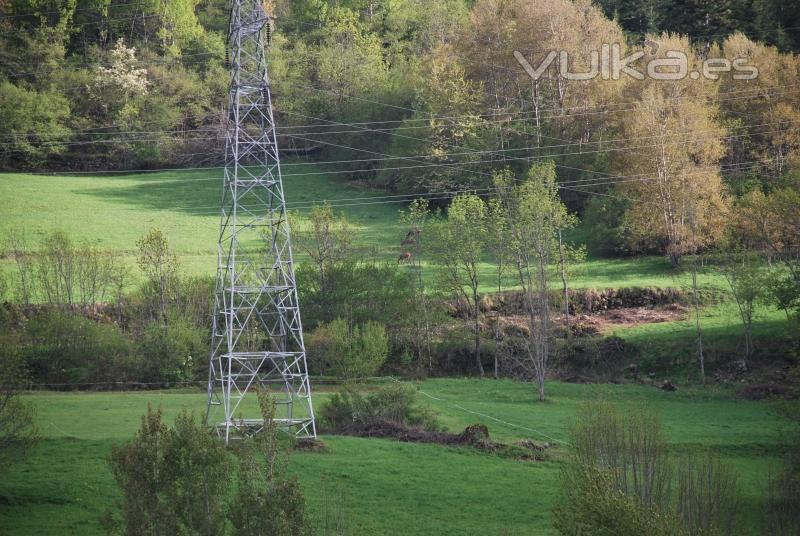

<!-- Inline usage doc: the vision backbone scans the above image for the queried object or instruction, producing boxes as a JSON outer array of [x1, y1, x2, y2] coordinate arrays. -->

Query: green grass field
[[1, 168, 794, 534], [0, 168, 732, 294], [0, 379, 794, 535]]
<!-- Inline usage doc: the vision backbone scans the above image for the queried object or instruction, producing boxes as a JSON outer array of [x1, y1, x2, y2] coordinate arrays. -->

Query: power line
[[17, 121, 795, 180], [10, 159, 771, 219]]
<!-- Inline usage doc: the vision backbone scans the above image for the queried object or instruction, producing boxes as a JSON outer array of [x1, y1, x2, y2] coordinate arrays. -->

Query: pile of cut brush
[[344, 421, 551, 461]]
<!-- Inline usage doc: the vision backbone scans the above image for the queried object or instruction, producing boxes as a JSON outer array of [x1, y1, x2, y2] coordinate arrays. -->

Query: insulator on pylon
[[224, 47, 230, 69], [265, 19, 272, 45]]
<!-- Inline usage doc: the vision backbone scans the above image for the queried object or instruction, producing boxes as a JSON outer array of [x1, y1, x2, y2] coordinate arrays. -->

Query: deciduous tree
[[494, 162, 575, 400], [430, 194, 490, 376]]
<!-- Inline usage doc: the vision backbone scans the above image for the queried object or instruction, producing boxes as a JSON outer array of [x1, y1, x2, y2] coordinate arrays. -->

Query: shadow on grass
[[73, 171, 221, 215]]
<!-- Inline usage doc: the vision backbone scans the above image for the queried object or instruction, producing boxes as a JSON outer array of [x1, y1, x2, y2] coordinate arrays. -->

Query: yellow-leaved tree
[[616, 34, 729, 267]]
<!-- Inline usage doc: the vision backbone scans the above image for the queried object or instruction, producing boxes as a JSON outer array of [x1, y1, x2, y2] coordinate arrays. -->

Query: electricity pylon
[[206, 1, 316, 443]]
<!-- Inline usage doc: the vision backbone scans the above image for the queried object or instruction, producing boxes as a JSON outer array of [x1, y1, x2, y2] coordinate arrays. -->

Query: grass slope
[[0, 380, 793, 535], [1, 168, 731, 293]]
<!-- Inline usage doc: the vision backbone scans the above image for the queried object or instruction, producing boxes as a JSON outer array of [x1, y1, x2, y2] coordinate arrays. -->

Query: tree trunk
[[474, 306, 483, 377], [558, 230, 570, 339], [691, 252, 705, 384]]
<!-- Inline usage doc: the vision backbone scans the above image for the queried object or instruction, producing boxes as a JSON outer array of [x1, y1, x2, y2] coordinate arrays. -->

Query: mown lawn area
[[0, 379, 793, 535]]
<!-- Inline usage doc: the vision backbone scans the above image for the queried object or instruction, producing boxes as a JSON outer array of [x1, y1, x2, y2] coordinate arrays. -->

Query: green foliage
[[316, 6, 388, 114], [767, 429, 800, 536], [319, 383, 439, 434], [162, 411, 230, 535], [564, 401, 740, 536], [553, 465, 686, 536], [308, 317, 388, 380], [136, 227, 180, 321], [0, 341, 37, 474], [0, 81, 71, 167], [430, 193, 491, 376], [1, 380, 794, 534], [229, 391, 310, 536], [493, 162, 577, 399], [296, 259, 416, 330], [583, 195, 633, 258], [675, 452, 739, 536], [594, 0, 800, 51], [24, 308, 138, 386], [137, 312, 205, 384], [106, 406, 230, 536], [721, 252, 771, 359], [568, 401, 671, 507]]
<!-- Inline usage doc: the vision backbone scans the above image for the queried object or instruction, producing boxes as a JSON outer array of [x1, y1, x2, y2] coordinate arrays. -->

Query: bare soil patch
[[574, 304, 689, 334], [495, 304, 688, 337]]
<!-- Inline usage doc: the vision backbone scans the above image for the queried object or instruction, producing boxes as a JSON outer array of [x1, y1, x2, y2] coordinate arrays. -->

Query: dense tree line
[[4, 0, 798, 258]]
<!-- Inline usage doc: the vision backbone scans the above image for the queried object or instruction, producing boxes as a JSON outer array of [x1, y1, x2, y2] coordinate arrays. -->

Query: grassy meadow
[[0, 379, 794, 535], [1, 167, 794, 535], [0, 167, 732, 293]]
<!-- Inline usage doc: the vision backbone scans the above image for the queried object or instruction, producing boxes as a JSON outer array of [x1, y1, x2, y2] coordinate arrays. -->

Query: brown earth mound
[[574, 304, 689, 334], [342, 420, 550, 460], [496, 304, 688, 337]]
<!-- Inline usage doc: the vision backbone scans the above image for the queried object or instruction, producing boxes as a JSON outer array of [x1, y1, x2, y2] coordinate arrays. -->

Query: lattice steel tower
[[206, 1, 316, 442]]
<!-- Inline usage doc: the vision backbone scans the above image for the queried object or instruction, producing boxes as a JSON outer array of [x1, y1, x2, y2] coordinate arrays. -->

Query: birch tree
[[431, 194, 489, 377], [495, 162, 575, 400], [617, 35, 728, 266]]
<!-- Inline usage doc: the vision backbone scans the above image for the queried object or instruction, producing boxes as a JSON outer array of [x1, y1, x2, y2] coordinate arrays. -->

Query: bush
[[106, 406, 231, 535], [569, 401, 672, 507], [556, 336, 638, 382], [296, 260, 416, 330], [553, 465, 685, 536], [137, 312, 205, 385], [107, 394, 310, 536], [24, 309, 138, 387], [308, 318, 388, 381], [676, 452, 738, 536], [767, 414, 800, 536], [561, 401, 740, 536], [434, 326, 494, 376], [0, 341, 38, 474], [582, 196, 631, 258], [229, 391, 310, 536], [319, 384, 439, 434]]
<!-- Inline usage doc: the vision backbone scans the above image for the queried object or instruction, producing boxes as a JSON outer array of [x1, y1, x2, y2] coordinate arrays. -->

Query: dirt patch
[[574, 304, 688, 334], [495, 304, 687, 337], [340, 420, 551, 460]]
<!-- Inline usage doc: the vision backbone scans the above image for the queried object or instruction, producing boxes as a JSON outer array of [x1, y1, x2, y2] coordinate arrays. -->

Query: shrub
[[562, 401, 741, 536], [434, 326, 494, 376], [229, 391, 310, 536], [675, 452, 738, 536], [107, 395, 311, 536], [308, 318, 388, 381], [569, 401, 671, 507], [25, 309, 138, 387], [0, 340, 37, 474], [556, 336, 637, 382], [106, 406, 231, 535], [137, 313, 205, 385], [582, 195, 631, 258], [553, 465, 685, 536], [767, 422, 800, 536], [319, 383, 439, 434], [0, 270, 8, 302]]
